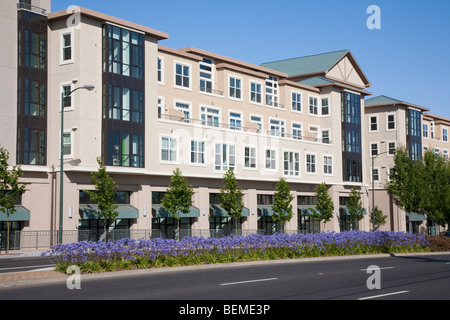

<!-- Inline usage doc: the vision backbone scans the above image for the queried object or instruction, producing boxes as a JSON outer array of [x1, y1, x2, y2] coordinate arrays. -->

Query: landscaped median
[[41, 231, 439, 274]]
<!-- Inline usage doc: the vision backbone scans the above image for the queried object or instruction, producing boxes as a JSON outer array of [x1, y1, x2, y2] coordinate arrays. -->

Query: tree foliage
[[162, 168, 194, 237], [84, 157, 118, 241], [309, 183, 334, 231], [271, 177, 294, 224], [219, 169, 244, 232], [0, 147, 26, 253], [371, 205, 387, 231], [347, 187, 365, 222]]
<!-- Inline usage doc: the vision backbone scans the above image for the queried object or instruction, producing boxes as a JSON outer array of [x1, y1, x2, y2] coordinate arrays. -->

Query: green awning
[[407, 212, 427, 222], [257, 205, 274, 216], [80, 204, 139, 219], [209, 204, 250, 217], [0, 206, 30, 221], [152, 204, 200, 218], [298, 205, 314, 216]]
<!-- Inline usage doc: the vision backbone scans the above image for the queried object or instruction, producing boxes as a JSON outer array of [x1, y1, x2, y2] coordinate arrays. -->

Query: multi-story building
[[0, 1, 447, 247]]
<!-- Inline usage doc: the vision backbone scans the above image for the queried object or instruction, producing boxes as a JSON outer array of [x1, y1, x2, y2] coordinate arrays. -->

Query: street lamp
[[371, 150, 389, 232], [59, 84, 95, 243]]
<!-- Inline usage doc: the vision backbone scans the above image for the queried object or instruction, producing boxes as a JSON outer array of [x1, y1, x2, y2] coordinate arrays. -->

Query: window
[[19, 79, 46, 117], [244, 146, 257, 169], [292, 92, 302, 112], [61, 32, 72, 62], [370, 116, 377, 131], [292, 123, 302, 140], [161, 137, 177, 162], [200, 58, 213, 93], [321, 130, 330, 144], [387, 114, 396, 130], [229, 112, 242, 130], [270, 119, 285, 137], [423, 124, 429, 138], [443, 150, 449, 159], [215, 143, 235, 171], [266, 77, 279, 107], [443, 128, 448, 142], [62, 131, 72, 158], [175, 62, 190, 89], [20, 29, 46, 69], [306, 154, 316, 173], [434, 148, 440, 156], [175, 101, 191, 120], [191, 140, 205, 164], [201, 106, 220, 127], [250, 115, 263, 132], [321, 98, 329, 115], [284, 151, 300, 176], [17, 127, 46, 165], [157, 57, 163, 83], [107, 131, 144, 167], [388, 142, 396, 155], [106, 85, 143, 122], [323, 155, 333, 175], [105, 25, 144, 79], [250, 81, 262, 104], [265, 149, 276, 170], [372, 168, 379, 182], [61, 84, 72, 109], [229, 76, 242, 100], [430, 123, 435, 139], [309, 96, 318, 115], [371, 143, 378, 156]]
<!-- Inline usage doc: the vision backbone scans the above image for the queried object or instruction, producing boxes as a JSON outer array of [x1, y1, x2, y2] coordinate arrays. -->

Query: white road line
[[0, 264, 54, 272], [360, 267, 395, 271], [220, 278, 278, 286], [357, 290, 409, 300]]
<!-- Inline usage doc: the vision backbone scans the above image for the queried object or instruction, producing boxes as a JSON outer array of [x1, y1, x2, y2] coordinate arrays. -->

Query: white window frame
[[244, 146, 257, 170], [270, 118, 286, 137], [369, 115, 378, 132], [370, 142, 379, 156], [443, 128, 448, 142], [61, 129, 74, 159], [160, 136, 177, 163], [228, 74, 243, 101], [61, 31, 73, 64], [60, 82, 74, 111], [157, 56, 164, 85], [190, 140, 205, 165], [265, 76, 279, 108], [283, 150, 300, 177], [200, 105, 220, 127], [308, 95, 319, 116], [423, 123, 429, 138], [443, 149, 449, 159], [306, 153, 317, 174], [321, 129, 330, 144], [174, 99, 192, 120], [174, 60, 191, 90], [292, 122, 302, 140], [291, 90, 302, 113], [323, 155, 333, 176], [264, 148, 277, 171], [215, 143, 236, 172], [249, 80, 263, 105], [386, 113, 396, 131], [199, 58, 214, 94], [321, 97, 330, 116], [387, 141, 396, 156], [249, 114, 263, 133], [372, 168, 380, 182], [229, 110, 243, 130]]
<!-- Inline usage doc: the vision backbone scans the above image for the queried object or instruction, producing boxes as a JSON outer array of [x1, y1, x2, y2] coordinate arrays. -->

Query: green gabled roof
[[260, 50, 349, 76], [298, 76, 336, 86], [365, 95, 402, 106]]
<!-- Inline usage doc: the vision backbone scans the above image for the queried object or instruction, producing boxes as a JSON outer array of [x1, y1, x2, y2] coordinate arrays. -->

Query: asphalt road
[[0, 253, 449, 305]]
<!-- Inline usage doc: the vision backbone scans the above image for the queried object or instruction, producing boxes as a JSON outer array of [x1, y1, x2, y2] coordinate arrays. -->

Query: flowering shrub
[[42, 231, 430, 273]]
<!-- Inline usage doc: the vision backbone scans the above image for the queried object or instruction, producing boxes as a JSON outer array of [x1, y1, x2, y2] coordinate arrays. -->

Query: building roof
[[48, 7, 169, 40], [261, 50, 350, 76], [365, 95, 430, 112]]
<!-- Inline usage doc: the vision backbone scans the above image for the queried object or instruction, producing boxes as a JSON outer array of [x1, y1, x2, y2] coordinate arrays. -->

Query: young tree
[[370, 205, 387, 231], [219, 169, 244, 234], [0, 147, 26, 254], [271, 177, 294, 231], [162, 168, 194, 239], [309, 183, 334, 232], [346, 186, 366, 230], [84, 157, 118, 242]]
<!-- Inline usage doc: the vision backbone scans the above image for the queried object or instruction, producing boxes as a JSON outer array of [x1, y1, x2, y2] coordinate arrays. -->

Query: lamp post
[[371, 150, 389, 232], [59, 84, 95, 244]]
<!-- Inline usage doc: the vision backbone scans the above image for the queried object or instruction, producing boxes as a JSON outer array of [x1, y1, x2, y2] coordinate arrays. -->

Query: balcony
[[158, 113, 331, 144], [17, 2, 47, 15]]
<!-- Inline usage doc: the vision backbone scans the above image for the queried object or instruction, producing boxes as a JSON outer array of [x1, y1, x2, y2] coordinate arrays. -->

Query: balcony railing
[[17, 2, 47, 15], [158, 113, 332, 144]]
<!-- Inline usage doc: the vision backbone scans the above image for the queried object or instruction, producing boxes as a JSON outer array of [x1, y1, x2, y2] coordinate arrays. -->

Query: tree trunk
[[6, 215, 10, 254]]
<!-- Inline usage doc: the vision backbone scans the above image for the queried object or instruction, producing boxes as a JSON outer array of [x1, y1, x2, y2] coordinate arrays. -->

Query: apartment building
[[1, 0, 445, 247], [422, 113, 450, 159]]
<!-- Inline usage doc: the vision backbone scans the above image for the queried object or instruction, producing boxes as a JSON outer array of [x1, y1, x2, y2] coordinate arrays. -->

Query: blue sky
[[52, 0, 450, 118]]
